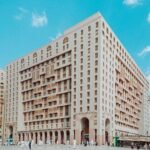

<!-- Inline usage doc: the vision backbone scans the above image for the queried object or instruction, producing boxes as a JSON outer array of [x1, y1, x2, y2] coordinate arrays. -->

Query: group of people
[[81, 139, 98, 147], [131, 142, 150, 150], [19, 140, 33, 150], [18, 139, 98, 149]]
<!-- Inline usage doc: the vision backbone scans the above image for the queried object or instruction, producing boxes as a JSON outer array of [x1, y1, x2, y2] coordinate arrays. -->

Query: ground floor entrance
[[18, 130, 70, 144]]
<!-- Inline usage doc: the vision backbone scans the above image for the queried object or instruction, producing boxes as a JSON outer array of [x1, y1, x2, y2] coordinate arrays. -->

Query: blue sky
[[0, 0, 150, 81]]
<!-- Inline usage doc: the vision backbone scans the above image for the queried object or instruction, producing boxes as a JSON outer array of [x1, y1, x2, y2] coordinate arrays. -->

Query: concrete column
[[28, 133, 31, 140], [64, 130, 66, 144], [20, 134, 22, 141], [47, 131, 50, 143], [42, 132, 45, 143], [52, 131, 55, 144], [89, 128, 95, 142], [58, 130, 61, 144], [24, 133, 27, 141], [75, 129, 81, 145], [27, 133, 29, 141], [33, 133, 35, 143], [37, 132, 40, 144], [70, 129, 74, 144]]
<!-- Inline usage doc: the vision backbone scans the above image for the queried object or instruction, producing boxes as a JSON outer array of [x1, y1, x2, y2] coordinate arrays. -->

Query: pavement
[[0, 144, 134, 150]]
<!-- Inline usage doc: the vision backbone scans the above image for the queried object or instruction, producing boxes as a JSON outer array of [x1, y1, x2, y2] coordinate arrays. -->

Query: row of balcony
[[116, 94, 140, 111], [25, 122, 70, 131], [115, 118, 138, 129], [24, 115, 70, 122], [55, 57, 71, 70], [24, 101, 70, 112]]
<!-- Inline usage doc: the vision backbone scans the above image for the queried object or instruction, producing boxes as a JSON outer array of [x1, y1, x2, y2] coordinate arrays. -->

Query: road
[[0, 144, 134, 150]]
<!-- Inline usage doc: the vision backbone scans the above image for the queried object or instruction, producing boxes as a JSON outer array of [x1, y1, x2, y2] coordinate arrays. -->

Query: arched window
[[63, 37, 69, 44], [47, 45, 52, 57], [33, 52, 37, 63], [41, 50, 44, 60], [63, 37, 69, 50], [21, 58, 25, 68]]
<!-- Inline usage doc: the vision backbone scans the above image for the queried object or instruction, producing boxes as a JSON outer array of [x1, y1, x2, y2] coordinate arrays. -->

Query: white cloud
[[18, 7, 28, 14], [138, 46, 150, 56], [147, 13, 150, 23], [49, 32, 62, 41], [123, 0, 141, 6], [14, 7, 28, 20], [14, 15, 23, 20], [32, 12, 48, 28]]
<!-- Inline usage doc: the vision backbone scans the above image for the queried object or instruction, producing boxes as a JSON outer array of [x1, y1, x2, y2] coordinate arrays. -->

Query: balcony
[[54, 57, 71, 70], [20, 73, 32, 82], [25, 122, 71, 131]]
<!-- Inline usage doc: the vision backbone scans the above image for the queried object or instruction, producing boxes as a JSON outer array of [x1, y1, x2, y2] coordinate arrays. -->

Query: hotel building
[[3, 12, 149, 145], [0, 70, 5, 141]]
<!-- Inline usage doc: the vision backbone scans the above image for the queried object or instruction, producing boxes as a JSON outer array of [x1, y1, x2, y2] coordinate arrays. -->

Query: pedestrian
[[73, 139, 76, 149], [137, 144, 140, 150], [84, 140, 87, 146], [131, 142, 134, 150], [144, 143, 148, 150], [95, 141, 98, 146], [29, 140, 32, 150]]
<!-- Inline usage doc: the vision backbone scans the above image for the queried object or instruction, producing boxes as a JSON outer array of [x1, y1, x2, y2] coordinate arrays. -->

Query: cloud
[[18, 7, 28, 14], [123, 0, 142, 6], [14, 15, 23, 20], [49, 32, 62, 41], [138, 46, 150, 56], [14, 7, 28, 20], [32, 11, 48, 28], [147, 13, 150, 23]]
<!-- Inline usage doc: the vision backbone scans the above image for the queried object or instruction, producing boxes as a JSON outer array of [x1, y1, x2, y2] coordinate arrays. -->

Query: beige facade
[[3, 12, 149, 145], [0, 70, 5, 140]]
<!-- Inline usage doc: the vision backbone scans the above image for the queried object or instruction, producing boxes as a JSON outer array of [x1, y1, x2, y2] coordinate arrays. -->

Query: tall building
[[3, 12, 149, 145], [3, 60, 20, 144], [0, 70, 5, 141]]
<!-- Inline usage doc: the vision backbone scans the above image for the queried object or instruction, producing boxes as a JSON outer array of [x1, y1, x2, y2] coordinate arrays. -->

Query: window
[[95, 97, 97, 103], [87, 99, 90, 104], [88, 26, 91, 31], [96, 22, 99, 28], [33, 52, 37, 63], [74, 33, 77, 38], [47, 45, 52, 57], [95, 37, 98, 43], [63, 37, 69, 44], [21, 58, 25, 68], [95, 105, 97, 110], [87, 106, 90, 111]]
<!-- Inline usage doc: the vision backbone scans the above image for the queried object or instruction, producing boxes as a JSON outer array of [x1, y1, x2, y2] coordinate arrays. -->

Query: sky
[[0, 0, 150, 82]]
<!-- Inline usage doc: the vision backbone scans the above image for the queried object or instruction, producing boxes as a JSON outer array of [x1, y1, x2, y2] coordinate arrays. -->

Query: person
[[144, 143, 148, 150], [73, 139, 76, 149], [95, 141, 98, 146], [131, 142, 134, 150], [90, 139, 94, 146], [148, 143, 150, 150], [84, 139, 87, 146], [137, 144, 140, 150], [28, 140, 32, 150]]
